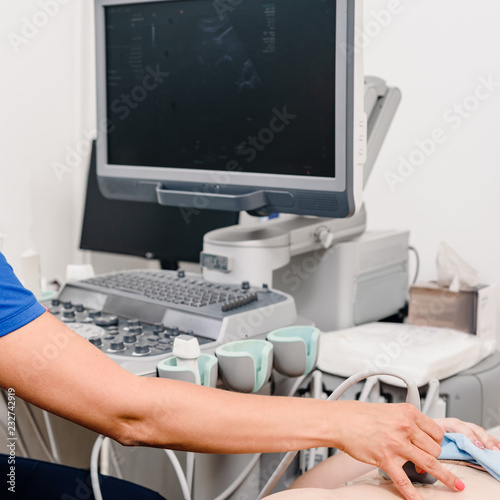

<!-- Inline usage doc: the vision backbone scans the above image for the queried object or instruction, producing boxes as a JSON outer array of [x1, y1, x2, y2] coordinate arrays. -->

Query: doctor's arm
[[0, 311, 464, 500]]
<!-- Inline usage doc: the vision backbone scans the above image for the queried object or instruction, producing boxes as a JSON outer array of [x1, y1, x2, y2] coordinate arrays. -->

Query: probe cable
[[90, 436, 192, 500], [89, 373, 312, 500], [257, 368, 420, 499]]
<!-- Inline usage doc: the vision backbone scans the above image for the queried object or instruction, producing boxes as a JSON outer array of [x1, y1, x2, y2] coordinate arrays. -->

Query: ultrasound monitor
[[80, 140, 239, 270], [95, 0, 365, 218]]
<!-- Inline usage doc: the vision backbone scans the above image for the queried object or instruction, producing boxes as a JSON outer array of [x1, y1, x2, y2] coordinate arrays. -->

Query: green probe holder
[[215, 339, 273, 393], [157, 354, 218, 388], [267, 326, 320, 377]]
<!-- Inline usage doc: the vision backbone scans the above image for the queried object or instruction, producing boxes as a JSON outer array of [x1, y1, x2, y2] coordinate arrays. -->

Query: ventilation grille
[[296, 192, 339, 213]]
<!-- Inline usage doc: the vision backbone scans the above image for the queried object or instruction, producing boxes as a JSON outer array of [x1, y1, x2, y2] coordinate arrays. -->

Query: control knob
[[62, 310, 76, 321], [128, 326, 143, 335], [134, 344, 151, 355], [153, 323, 166, 334], [168, 326, 180, 336], [89, 337, 103, 348], [109, 341, 125, 352], [95, 315, 119, 327]]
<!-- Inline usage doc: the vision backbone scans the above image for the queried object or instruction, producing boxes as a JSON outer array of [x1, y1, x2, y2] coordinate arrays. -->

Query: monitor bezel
[[95, 0, 364, 217]]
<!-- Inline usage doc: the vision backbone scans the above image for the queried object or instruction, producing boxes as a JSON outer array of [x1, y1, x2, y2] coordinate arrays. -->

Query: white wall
[[0, 0, 95, 283], [363, 0, 500, 341], [2, 0, 500, 340], [363, 0, 500, 292]]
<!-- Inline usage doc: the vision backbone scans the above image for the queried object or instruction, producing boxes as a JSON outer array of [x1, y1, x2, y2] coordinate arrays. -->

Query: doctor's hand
[[332, 401, 465, 500], [434, 417, 500, 452]]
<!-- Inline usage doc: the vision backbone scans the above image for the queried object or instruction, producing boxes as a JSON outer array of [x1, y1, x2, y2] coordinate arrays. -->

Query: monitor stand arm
[[201, 206, 367, 287], [364, 76, 402, 188]]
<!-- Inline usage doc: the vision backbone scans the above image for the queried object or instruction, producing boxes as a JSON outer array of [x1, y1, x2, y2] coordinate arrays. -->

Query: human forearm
[[0, 312, 465, 500], [129, 376, 335, 453], [0, 312, 150, 443], [0, 312, 336, 453]]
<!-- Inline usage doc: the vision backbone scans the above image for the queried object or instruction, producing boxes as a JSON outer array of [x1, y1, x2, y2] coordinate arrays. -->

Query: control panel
[[47, 269, 296, 376]]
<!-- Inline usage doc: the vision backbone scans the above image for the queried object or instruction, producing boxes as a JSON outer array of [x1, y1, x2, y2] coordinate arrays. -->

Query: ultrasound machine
[[38, 0, 500, 498]]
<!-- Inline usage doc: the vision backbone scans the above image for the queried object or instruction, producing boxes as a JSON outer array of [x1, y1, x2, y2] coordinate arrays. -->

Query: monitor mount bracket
[[200, 77, 401, 287]]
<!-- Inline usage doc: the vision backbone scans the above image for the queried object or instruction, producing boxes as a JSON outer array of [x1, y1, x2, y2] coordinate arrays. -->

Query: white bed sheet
[[318, 322, 496, 387]]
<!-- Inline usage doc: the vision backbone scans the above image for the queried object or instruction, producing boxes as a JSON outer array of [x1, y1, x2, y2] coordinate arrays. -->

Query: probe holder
[[215, 340, 273, 393], [157, 354, 218, 387], [267, 326, 320, 377]]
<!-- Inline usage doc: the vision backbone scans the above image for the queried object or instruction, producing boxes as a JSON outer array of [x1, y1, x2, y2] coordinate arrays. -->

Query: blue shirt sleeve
[[0, 252, 46, 337]]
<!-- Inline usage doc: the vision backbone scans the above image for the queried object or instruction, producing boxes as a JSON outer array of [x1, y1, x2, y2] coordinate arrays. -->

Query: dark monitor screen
[[104, 0, 336, 178], [80, 141, 239, 269]]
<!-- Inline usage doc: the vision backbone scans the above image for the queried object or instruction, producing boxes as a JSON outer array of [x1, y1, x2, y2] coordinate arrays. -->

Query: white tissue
[[436, 242, 478, 290]]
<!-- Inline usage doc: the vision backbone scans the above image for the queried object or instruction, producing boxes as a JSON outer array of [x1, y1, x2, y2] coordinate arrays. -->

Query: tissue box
[[408, 282, 497, 341]]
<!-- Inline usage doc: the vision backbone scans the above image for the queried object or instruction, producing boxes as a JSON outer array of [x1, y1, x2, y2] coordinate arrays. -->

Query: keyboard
[[83, 270, 259, 311], [48, 269, 296, 376]]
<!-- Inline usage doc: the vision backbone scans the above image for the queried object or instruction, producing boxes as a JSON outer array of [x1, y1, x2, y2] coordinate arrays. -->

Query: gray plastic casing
[[94, 0, 364, 218]]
